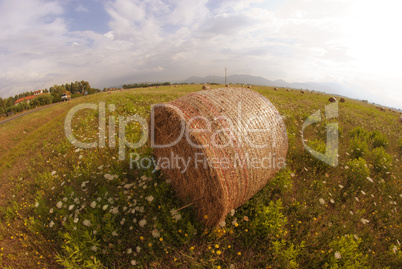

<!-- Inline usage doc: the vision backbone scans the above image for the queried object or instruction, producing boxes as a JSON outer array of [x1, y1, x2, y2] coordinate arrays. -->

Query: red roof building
[[14, 93, 46, 105]]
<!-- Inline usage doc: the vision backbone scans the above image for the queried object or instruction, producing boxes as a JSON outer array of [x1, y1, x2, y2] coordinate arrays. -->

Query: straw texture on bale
[[150, 87, 288, 226]]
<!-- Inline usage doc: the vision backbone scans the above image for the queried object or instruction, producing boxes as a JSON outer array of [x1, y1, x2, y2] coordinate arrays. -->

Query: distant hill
[[182, 74, 351, 96]]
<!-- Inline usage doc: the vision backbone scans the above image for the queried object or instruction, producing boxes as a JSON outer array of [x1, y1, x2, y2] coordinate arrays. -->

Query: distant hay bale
[[150, 87, 288, 226], [286, 89, 290, 92], [340, 98, 345, 103], [247, 85, 251, 89], [399, 116, 402, 123], [225, 84, 229, 87], [274, 88, 278, 91], [202, 85, 211, 90], [328, 97, 337, 103], [300, 91, 304, 94]]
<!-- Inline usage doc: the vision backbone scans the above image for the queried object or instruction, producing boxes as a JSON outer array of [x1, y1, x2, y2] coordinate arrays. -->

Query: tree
[[0, 97, 10, 117]]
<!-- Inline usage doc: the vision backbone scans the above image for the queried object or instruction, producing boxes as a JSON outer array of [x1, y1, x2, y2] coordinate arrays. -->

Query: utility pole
[[225, 67, 227, 85]]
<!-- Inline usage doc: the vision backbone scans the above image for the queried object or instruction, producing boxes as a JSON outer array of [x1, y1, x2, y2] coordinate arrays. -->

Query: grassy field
[[0, 85, 400, 268]]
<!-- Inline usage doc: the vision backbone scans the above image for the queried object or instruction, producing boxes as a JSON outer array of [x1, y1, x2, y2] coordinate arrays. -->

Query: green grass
[[0, 85, 401, 268]]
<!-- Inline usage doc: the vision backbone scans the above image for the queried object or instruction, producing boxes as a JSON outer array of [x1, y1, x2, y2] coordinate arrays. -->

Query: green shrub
[[272, 239, 305, 269], [251, 199, 287, 238], [345, 158, 370, 190], [349, 137, 369, 159], [349, 127, 368, 139], [269, 168, 293, 194], [369, 130, 388, 148], [324, 234, 369, 269], [370, 147, 392, 175]]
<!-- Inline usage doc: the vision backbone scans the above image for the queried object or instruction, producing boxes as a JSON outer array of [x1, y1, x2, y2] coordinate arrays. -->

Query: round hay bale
[[340, 98, 345, 103], [247, 85, 252, 89], [274, 88, 278, 91], [225, 84, 229, 87], [328, 97, 337, 102], [202, 85, 211, 90], [300, 91, 304, 94], [150, 87, 288, 226]]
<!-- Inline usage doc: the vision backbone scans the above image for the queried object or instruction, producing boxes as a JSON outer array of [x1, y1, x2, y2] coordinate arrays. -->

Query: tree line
[[0, 81, 100, 117], [122, 82, 171, 89]]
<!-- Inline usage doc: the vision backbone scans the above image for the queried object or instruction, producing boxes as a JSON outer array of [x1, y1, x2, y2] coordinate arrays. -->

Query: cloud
[[0, 0, 401, 108], [75, 3, 89, 12]]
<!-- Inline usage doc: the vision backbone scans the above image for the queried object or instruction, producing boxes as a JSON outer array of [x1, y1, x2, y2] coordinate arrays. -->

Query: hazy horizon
[[1, 0, 401, 109]]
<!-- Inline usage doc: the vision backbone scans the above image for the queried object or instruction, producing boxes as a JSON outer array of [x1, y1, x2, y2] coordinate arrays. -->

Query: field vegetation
[[0, 85, 400, 268]]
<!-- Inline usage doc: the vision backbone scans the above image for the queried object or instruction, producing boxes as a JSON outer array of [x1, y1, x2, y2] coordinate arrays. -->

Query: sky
[[0, 0, 401, 109]]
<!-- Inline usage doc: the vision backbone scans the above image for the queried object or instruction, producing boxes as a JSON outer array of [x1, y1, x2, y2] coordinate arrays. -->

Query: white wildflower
[[112, 231, 118, 236], [355, 197, 359, 202], [152, 229, 160, 238], [170, 209, 178, 216], [78, 155, 83, 159], [68, 205, 74, 210], [219, 221, 226, 227], [111, 207, 119, 214], [73, 217, 79, 223], [392, 245, 398, 254], [319, 198, 325, 205], [145, 195, 154, 202], [102, 204, 108, 210], [104, 174, 114, 181], [330, 199, 335, 204], [73, 226, 77, 230], [361, 190, 366, 195], [173, 213, 182, 221], [339, 184, 344, 189], [139, 219, 147, 227], [49, 208, 54, 214], [131, 260, 137, 265], [91, 245, 97, 252], [120, 218, 126, 225], [136, 246, 141, 253], [49, 221, 54, 227], [90, 201, 96, 208], [367, 177, 374, 183], [83, 219, 92, 227], [360, 218, 370, 225], [93, 230, 97, 235], [334, 251, 342, 259], [133, 218, 137, 223], [51, 171, 57, 176], [230, 209, 235, 216], [81, 181, 89, 188], [56, 201, 63, 208], [35, 202, 39, 208], [127, 248, 132, 254]]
